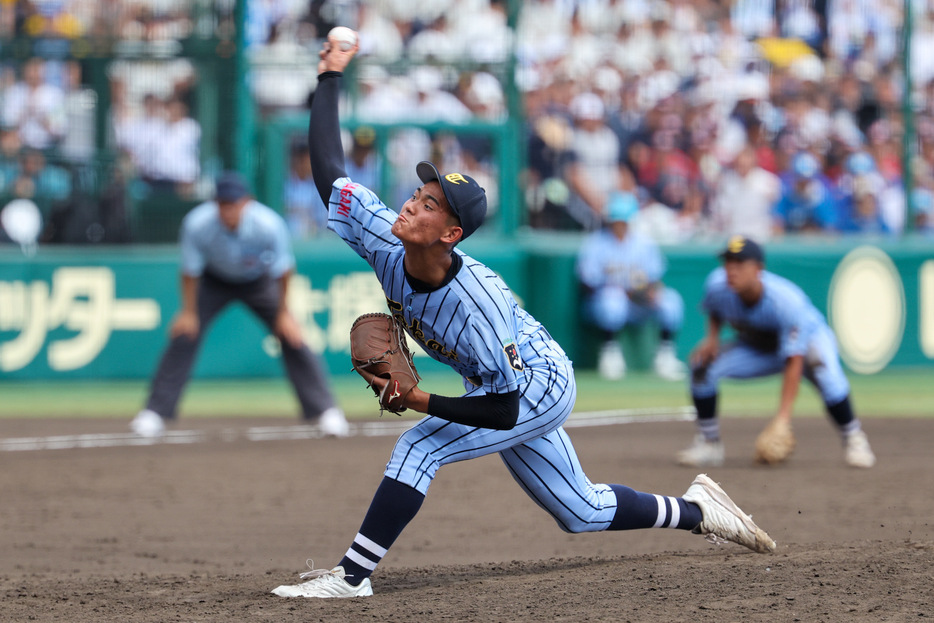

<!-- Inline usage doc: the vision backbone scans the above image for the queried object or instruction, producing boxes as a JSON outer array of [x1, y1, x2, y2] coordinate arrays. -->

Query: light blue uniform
[[328, 178, 624, 532], [692, 267, 850, 405], [576, 228, 683, 334]]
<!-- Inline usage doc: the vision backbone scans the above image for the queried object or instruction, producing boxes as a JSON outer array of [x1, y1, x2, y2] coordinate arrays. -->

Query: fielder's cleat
[[653, 341, 687, 381], [130, 409, 165, 438], [677, 435, 725, 467], [683, 473, 776, 554], [598, 340, 626, 380], [271, 565, 372, 598], [844, 430, 876, 468], [318, 407, 350, 438]]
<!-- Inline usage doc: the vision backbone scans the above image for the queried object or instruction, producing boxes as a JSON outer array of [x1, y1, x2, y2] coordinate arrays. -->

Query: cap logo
[[445, 173, 468, 185], [727, 236, 746, 253]]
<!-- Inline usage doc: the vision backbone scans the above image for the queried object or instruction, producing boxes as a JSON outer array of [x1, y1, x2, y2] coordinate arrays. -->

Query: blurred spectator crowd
[[0, 0, 212, 244], [512, 0, 934, 241], [0, 0, 198, 42], [3, 0, 934, 245], [244, 0, 934, 239]]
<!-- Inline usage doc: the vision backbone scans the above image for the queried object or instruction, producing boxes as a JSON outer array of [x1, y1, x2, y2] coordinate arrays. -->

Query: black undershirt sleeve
[[308, 71, 348, 207], [312, 71, 520, 432], [427, 390, 520, 430]]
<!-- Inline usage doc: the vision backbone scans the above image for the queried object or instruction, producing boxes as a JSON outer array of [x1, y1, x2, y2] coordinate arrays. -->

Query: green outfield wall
[[1, 236, 932, 380]]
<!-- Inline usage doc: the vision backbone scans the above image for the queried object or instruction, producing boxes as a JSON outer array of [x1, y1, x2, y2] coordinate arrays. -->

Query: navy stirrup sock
[[608, 484, 703, 531], [338, 477, 424, 585]]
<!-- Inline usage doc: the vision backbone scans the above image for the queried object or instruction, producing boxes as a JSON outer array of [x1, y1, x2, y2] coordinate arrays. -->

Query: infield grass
[[0, 367, 931, 420]]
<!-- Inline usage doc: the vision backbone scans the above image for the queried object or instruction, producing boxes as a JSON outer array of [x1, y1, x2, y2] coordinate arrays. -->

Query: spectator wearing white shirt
[[114, 92, 165, 182], [149, 97, 200, 196], [708, 145, 782, 242], [1, 58, 66, 150]]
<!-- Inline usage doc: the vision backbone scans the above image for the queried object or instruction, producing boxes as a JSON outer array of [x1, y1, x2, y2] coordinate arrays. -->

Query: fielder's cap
[[215, 171, 250, 202], [719, 235, 765, 263], [415, 161, 487, 240], [605, 191, 638, 223]]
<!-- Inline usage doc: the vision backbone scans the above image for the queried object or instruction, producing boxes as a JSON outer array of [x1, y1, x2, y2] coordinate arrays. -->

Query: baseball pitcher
[[271, 31, 776, 600]]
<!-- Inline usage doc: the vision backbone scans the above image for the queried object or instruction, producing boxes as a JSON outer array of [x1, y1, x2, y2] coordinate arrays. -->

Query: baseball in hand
[[328, 26, 357, 51]]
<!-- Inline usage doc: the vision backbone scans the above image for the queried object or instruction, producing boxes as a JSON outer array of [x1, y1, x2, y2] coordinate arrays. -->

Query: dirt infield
[[1, 415, 931, 622]]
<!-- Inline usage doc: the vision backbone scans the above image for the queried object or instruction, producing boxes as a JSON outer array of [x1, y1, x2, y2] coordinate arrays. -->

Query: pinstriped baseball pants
[[384, 358, 621, 533]]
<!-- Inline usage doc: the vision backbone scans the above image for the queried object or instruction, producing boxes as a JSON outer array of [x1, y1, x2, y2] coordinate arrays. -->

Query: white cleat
[[598, 340, 626, 380], [654, 341, 687, 381], [683, 473, 776, 554], [844, 430, 876, 468], [677, 435, 725, 467], [318, 407, 350, 438], [130, 409, 165, 438], [272, 565, 373, 598]]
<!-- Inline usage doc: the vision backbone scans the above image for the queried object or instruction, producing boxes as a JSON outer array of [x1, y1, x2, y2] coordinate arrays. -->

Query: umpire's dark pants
[[145, 271, 336, 420]]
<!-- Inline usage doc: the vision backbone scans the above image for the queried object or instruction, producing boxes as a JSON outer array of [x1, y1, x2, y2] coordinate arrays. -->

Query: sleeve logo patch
[[504, 343, 523, 371]]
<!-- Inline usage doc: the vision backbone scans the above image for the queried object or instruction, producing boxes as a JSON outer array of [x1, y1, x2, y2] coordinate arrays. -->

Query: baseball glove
[[753, 417, 796, 465], [350, 313, 421, 414]]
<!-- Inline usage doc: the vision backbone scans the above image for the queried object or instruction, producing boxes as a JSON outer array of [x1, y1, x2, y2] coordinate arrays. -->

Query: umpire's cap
[[719, 235, 765, 263], [416, 161, 487, 240], [215, 171, 251, 202]]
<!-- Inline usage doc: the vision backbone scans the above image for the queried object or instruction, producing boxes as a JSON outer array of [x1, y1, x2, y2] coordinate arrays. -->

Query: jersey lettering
[[338, 183, 357, 217], [387, 299, 460, 362]]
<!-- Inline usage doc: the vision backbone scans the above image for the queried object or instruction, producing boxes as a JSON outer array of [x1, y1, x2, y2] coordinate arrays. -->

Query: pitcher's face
[[392, 181, 461, 246]]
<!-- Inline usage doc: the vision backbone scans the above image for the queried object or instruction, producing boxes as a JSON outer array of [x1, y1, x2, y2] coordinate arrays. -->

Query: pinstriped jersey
[[702, 267, 826, 359], [576, 228, 666, 291], [327, 178, 568, 394]]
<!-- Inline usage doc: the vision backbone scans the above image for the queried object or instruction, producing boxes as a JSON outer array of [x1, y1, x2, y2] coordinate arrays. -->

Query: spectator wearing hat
[[563, 91, 634, 230], [575, 191, 687, 381], [284, 141, 328, 238], [774, 151, 839, 233], [345, 126, 380, 192], [130, 171, 349, 438], [835, 151, 895, 235]]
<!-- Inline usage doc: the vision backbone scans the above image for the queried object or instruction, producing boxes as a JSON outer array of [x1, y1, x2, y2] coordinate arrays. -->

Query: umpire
[[130, 171, 348, 438]]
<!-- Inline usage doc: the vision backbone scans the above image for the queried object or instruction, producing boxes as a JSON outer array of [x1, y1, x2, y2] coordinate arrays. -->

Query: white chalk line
[[0, 406, 695, 452]]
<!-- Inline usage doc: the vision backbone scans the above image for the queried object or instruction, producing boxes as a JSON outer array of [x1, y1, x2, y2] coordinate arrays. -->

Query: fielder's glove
[[350, 313, 421, 414], [753, 417, 796, 465]]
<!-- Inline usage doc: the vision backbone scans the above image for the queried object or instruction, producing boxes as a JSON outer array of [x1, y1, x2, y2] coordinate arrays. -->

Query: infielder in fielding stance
[[677, 236, 876, 468], [130, 171, 348, 438], [272, 33, 775, 599]]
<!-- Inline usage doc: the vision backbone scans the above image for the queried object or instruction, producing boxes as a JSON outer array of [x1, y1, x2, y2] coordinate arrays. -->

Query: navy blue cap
[[719, 235, 765, 263], [215, 171, 251, 202], [416, 161, 487, 240]]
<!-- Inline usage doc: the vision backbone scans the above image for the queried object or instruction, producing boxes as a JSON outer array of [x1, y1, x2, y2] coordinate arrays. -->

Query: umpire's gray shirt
[[180, 199, 295, 283]]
